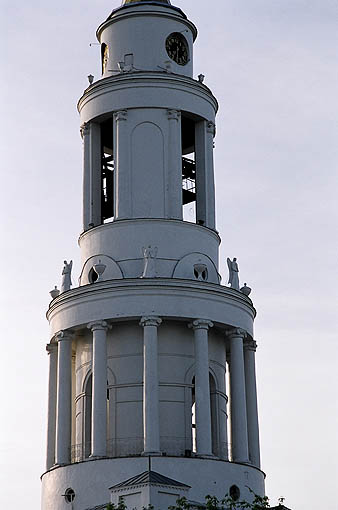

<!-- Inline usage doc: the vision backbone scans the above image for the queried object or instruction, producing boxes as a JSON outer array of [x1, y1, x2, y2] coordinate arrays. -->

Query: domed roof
[[122, 0, 171, 4]]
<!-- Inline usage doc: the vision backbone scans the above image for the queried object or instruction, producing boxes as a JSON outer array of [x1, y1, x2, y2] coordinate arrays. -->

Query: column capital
[[114, 110, 128, 122], [87, 320, 111, 332], [189, 319, 214, 331], [244, 340, 258, 352], [206, 121, 216, 136], [80, 122, 90, 139], [140, 316, 162, 328], [167, 109, 181, 121], [226, 327, 247, 340], [46, 342, 58, 354], [54, 330, 73, 343]]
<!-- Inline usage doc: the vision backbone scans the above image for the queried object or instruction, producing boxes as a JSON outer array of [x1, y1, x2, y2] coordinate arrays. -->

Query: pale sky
[[1, 1, 337, 509]]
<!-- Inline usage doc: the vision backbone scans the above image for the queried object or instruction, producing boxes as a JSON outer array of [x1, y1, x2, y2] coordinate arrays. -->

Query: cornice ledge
[[46, 278, 257, 320], [78, 72, 218, 110]]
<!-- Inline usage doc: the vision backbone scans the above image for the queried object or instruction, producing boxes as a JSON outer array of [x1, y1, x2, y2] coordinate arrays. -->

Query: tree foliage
[[107, 491, 287, 510]]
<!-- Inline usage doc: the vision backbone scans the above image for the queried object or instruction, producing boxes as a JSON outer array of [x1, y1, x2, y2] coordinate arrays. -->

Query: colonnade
[[80, 111, 216, 232], [46, 320, 260, 470]]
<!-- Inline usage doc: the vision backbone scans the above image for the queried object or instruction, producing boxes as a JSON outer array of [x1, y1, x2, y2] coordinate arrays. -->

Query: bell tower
[[42, 1, 265, 509]]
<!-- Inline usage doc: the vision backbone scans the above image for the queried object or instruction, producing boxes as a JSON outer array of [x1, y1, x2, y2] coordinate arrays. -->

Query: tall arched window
[[190, 373, 219, 456]]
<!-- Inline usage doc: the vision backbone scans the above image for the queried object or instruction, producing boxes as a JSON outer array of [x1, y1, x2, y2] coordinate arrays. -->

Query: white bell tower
[[41, 1, 265, 509]]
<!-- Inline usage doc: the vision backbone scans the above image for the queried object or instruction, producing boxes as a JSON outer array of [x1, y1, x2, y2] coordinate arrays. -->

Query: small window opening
[[194, 264, 208, 281], [229, 485, 240, 501], [88, 267, 99, 283], [64, 488, 75, 503], [181, 115, 196, 223]]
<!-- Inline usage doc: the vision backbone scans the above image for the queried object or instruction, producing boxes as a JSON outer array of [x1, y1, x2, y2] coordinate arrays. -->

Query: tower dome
[[123, 0, 171, 4]]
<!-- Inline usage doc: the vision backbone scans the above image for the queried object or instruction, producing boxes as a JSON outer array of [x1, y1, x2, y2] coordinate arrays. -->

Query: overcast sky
[[1, 1, 337, 509]]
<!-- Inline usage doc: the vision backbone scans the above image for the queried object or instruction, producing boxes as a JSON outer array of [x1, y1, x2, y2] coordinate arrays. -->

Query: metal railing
[[70, 438, 232, 464]]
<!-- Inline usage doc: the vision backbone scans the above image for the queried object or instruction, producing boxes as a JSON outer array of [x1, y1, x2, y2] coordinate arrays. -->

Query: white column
[[140, 316, 162, 454], [227, 328, 249, 463], [55, 330, 73, 465], [46, 343, 58, 470], [114, 110, 131, 219], [195, 120, 216, 229], [89, 122, 102, 227], [244, 340, 261, 468], [190, 319, 213, 456], [81, 122, 91, 231], [167, 109, 183, 220], [88, 321, 110, 458]]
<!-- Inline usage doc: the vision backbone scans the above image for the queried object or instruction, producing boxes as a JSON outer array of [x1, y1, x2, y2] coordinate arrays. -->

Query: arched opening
[[84, 374, 92, 458]]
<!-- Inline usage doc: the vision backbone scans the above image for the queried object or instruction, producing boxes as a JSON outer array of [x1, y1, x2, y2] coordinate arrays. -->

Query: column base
[[195, 453, 215, 459], [89, 454, 106, 460]]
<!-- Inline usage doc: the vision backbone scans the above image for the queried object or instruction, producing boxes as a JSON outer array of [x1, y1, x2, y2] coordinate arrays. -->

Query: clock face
[[166, 33, 189, 66]]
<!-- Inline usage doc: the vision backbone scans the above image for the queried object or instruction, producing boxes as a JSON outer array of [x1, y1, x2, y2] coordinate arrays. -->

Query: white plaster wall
[[78, 219, 220, 281], [41, 457, 265, 510], [97, 5, 196, 79]]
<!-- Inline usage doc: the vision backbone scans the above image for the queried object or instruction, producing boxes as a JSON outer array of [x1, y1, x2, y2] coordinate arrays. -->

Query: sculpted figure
[[227, 257, 240, 290], [61, 260, 73, 293], [141, 246, 158, 278]]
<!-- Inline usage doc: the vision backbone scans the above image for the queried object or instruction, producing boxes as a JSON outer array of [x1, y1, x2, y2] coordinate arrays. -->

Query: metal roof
[[109, 470, 191, 490], [122, 0, 171, 4]]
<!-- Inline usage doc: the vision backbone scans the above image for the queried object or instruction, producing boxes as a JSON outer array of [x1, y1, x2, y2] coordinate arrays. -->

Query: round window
[[229, 485, 240, 501], [64, 488, 75, 503]]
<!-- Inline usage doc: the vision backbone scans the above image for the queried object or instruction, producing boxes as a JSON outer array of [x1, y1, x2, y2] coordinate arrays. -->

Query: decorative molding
[[87, 320, 111, 332], [54, 330, 73, 342], [167, 109, 181, 121], [46, 343, 57, 354], [139, 316, 162, 328], [206, 120, 216, 136], [189, 319, 214, 331], [244, 339, 258, 352], [80, 122, 90, 139], [226, 327, 247, 340], [114, 110, 128, 122]]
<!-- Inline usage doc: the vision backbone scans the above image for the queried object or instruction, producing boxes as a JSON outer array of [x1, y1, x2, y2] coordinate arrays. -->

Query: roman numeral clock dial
[[166, 32, 189, 66]]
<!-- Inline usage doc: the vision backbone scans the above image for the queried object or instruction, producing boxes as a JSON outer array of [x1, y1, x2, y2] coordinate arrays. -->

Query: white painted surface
[[41, 2, 263, 509], [41, 456, 265, 510]]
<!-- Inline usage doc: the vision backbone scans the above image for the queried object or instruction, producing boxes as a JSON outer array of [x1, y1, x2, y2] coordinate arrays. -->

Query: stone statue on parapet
[[61, 260, 73, 293], [141, 246, 158, 278], [227, 257, 240, 290]]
